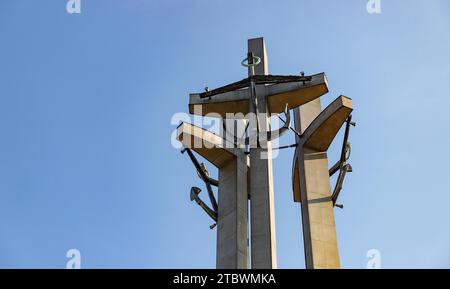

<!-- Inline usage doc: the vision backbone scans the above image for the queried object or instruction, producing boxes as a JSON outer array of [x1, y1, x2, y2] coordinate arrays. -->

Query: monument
[[176, 38, 354, 269]]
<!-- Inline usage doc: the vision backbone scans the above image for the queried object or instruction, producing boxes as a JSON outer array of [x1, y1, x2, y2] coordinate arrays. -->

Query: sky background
[[0, 0, 449, 269]]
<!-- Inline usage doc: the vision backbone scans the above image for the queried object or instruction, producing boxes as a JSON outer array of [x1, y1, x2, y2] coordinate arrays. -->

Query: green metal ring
[[241, 55, 261, 67]]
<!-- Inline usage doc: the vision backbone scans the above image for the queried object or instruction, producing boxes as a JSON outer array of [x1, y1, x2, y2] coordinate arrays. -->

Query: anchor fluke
[[189, 187, 218, 222], [190, 186, 202, 201]]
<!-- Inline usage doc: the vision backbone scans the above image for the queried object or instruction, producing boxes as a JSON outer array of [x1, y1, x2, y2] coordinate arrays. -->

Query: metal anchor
[[330, 115, 356, 208], [182, 148, 219, 228]]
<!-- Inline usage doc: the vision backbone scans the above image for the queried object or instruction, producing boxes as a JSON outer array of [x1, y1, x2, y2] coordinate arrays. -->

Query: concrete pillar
[[216, 150, 249, 269], [294, 99, 340, 269], [248, 37, 277, 269], [176, 122, 249, 269]]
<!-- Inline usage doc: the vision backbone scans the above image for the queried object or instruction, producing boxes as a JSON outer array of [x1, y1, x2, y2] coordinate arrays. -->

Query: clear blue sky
[[0, 0, 449, 268]]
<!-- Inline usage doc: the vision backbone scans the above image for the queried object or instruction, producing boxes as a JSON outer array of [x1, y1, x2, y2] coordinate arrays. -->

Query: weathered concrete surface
[[292, 96, 353, 202], [188, 76, 328, 117], [217, 153, 249, 269], [177, 122, 235, 167], [293, 95, 352, 269], [247, 37, 277, 269], [177, 122, 249, 269], [266, 73, 328, 114]]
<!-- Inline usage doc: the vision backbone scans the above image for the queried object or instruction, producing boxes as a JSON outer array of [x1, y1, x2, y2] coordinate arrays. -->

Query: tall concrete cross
[[246, 38, 277, 269], [292, 97, 353, 268], [177, 122, 249, 268]]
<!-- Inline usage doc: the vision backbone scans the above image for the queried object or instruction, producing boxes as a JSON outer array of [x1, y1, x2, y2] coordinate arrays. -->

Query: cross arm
[[266, 73, 329, 114], [291, 95, 353, 202], [189, 89, 251, 118], [188, 73, 328, 117], [301, 95, 353, 151], [176, 122, 239, 168]]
